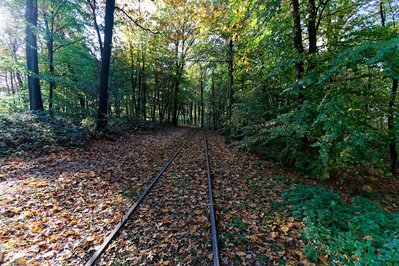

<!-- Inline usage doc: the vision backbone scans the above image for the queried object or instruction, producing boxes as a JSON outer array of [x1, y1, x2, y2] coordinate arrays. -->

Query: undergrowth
[[0, 111, 163, 157], [283, 185, 399, 265]]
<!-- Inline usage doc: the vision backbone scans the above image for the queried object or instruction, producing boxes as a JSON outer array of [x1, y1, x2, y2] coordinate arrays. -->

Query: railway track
[[85, 129, 220, 265]]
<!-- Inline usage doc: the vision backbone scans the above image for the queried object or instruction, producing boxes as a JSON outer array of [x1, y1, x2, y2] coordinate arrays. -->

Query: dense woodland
[[0, 0, 398, 178], [1, 0, 399, 264]]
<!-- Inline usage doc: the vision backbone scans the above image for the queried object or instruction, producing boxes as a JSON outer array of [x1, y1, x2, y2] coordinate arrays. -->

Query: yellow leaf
[[17, 257, 26, 265], [49, 234, 57, 243], [236, 251, 246, 257], [70, 220, 78, 225], [280, 224, 290, 233], [34, 182, 47, 188], [269, 232, 278, 238]]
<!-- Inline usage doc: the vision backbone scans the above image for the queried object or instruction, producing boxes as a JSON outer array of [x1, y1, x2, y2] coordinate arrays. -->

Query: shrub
[[283, 185, 399, 265]]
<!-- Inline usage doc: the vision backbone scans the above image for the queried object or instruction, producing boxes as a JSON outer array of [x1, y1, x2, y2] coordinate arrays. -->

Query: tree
[[380, 0, 398, 176], [25, 0, 43, 110], [97, 0, 115, 129]]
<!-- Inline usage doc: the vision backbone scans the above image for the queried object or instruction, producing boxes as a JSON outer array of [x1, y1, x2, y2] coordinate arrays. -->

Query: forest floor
[[0, 127, 398, 265]]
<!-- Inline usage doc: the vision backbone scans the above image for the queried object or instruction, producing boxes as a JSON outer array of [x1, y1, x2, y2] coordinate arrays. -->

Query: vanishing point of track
[[85, 129, 220, 266]]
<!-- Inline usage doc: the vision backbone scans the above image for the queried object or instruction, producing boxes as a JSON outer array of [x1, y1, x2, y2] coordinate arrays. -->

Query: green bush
[[283, 185, 399, 265]]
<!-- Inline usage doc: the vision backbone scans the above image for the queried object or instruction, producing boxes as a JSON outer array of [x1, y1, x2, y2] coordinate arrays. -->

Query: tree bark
[[141, 48, 147, 120], [227, 38, 234, 123], [96, 0, 115, 129], [308, 0, 317, 55], [211, 70, 216, 129], [380, 0, 397, 176], [44, 5, 56, 111], [200, 78, 204, 128], [26, 0, 43, 110], [87, 0, 103, 55], [388, 79, 398, 176]]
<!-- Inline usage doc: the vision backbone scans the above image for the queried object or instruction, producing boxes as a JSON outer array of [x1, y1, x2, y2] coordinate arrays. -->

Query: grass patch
[[283, 185, 399, 265]]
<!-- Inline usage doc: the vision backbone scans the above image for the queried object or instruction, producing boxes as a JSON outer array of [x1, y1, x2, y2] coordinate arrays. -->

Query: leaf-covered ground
[[1, 127, 397, 265], [207, 132, 307, 265], [0, 127, 190, 265], [99, 130, 212, 265]]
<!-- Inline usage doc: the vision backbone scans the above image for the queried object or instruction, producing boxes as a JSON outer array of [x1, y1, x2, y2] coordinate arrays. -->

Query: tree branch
[[115, 6, 161, 35]]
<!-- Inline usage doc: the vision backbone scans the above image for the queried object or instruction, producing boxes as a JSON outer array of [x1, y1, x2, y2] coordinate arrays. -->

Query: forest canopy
[[0, 0, 399, 179]]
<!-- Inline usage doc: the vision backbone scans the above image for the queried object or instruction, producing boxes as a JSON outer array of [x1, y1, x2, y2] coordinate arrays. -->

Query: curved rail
[[204, 130, 220, 266], [85, 132, 193, 266]]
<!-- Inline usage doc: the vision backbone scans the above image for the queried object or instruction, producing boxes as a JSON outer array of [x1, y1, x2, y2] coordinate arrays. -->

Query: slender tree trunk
[[10, 72, 15, 94], [96, 0, 115, 129], [292, 0, 304, 106], [380, 1, 398, 175], [388, 79, 398, 175], [141, 49, 147, 120], [129, 42, 136, 117], [194, 103, 197, 126], [87, 0, 103, 55], [172, 77, 179, 126], [152, 69, 158, 121], [26, 0, 43, 110], [189, 102, 193, 125], [200, 79, 204, 128], [308, 0, 317, 55], [16, 71, 23, 89], [227, 38, 233, 123], [11, 49, 24, 89], [137, 60, 141, 117], [211, 70, 216, 129], [5, 73, 10, 93], [47, 33, 56, 111], [44, 0, 56, 112]]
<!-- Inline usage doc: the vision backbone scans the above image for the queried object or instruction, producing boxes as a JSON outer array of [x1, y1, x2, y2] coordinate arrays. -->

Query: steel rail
[[204, 130, 220, 266], [85, 132, 193, 266]]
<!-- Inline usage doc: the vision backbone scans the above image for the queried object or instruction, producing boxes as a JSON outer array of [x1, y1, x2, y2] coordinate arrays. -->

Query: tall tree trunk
[[308, 0, 317, 55], [172, 76, 180, 126], [211, 70, 216, 129], [292, 0, 304, 106], [26, 0, 43, 110], [194, 103, 197, 126], [200, 78, 204, 128], [96, 0, 115, 129], [152, 69, 159, 121], [45, 17, 56, 111], [388, 79, 398, 175], [227, 38, 234, 123], [87, 0, 103, 55], [189, 102, 193, 125], [137, 60, 141, 117], [141, 49, 147, 120], [129, 42, 137, 117], [10, 72, 15, 95], [381, 1, 397, 175]]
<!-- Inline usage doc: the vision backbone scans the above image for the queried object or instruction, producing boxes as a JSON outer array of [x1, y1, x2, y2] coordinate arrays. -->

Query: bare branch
[[115, 6, 161, 35]]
